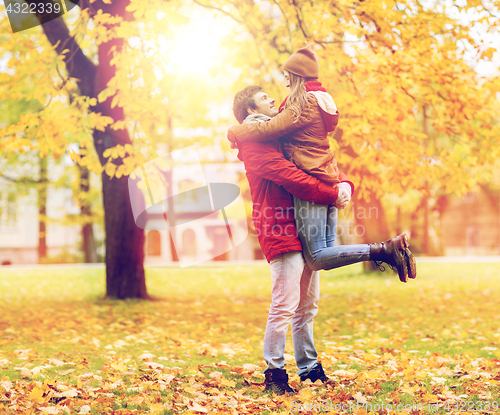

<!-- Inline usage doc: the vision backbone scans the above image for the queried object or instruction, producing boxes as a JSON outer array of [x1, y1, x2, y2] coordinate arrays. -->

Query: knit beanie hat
[[283, 43, 319, 78]]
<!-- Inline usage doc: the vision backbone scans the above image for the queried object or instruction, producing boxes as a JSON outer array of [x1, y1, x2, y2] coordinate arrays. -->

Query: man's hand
[[335, 182, 352, 209], [227, 127, 236, 143]]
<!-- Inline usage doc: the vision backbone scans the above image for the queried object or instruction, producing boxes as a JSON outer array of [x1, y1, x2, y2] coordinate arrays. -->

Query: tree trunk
[[396, 205, 402, 235], [38, 155, 47, 261], [423, 195, 430, 254], [33, 1, 147, 298], [101, 167, 146, 298], [79, 164, 98, 263], [165, 115, 179, 262], [165, 168, 179, 262], [94, 32, 147, 299], [422, 105, 430, 255]]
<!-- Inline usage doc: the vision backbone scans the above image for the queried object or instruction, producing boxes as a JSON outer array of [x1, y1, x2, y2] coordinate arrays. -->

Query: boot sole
[[265, 383, 296, 396], [403, 248, 417, 279], [401, 235, 416, 280], [265, 388, 296, 396], [395, 234, 409, 283], [401, 233, 409, 250]]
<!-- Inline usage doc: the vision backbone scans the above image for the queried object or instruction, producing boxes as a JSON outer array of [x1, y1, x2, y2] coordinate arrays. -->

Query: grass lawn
[[0, 261, 499, 414]]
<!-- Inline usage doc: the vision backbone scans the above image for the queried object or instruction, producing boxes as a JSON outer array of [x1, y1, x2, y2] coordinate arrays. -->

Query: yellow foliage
[[1, 0, 499, 196], [28, 386, 45, 402]]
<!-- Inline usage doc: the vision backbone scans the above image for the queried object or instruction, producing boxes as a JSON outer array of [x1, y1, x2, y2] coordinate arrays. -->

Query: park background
[[1, 0, 500, 414]]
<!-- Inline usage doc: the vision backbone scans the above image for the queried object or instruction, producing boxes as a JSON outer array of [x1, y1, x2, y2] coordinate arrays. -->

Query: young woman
[[228, 44, 416, 282]]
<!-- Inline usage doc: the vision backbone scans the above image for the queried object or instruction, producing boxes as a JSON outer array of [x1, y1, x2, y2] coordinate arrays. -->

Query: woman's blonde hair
[[284, 72, 317, 118]]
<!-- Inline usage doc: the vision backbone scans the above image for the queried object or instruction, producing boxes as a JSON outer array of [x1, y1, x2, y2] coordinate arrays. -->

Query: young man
[[231, 86, 354, 395]]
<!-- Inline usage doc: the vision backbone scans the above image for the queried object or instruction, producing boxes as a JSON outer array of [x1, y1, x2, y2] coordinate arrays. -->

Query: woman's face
[[284, 71, 291, 88]]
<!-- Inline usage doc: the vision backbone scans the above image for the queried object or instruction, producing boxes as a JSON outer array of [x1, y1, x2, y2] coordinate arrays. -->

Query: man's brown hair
[[232, 86, 262, 124]]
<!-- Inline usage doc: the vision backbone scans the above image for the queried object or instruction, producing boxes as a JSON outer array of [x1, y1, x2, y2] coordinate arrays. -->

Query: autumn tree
[[1, 1, 149, 297], [1, 0, 242, 296], [194, 0, 500, 248], [2, 0, 499, 287]]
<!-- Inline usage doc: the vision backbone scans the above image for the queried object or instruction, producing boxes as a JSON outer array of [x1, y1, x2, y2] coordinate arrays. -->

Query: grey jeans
[[294, 197, 371, 271], [263, 251, 319, 375]]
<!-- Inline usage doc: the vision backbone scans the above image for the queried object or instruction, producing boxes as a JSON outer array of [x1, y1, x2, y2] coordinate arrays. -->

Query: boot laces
[[374, 261, 386, 272], [374, 261, 395, 272], [276, 381, 294, 394], [277, 382, 294, 393], [266, 371, 294, 394]]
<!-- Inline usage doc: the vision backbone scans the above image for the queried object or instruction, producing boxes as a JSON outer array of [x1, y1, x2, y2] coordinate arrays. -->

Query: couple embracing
[[227, 44, 416, 395]]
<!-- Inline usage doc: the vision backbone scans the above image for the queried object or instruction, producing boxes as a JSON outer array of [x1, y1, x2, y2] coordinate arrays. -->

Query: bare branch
[[270, 0, 294, 52], [191, 0, 244, 25], [0, 173, 38, 185], [291, 0, 310, 40], [25, 1, 97, 97]]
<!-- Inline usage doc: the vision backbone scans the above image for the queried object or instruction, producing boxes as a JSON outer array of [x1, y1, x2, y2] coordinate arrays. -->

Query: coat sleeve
[[227, 107, 312, 143], [241, 142, 339, 205]]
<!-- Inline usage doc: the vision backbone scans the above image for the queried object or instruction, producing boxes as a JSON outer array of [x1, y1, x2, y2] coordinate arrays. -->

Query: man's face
[[248, 91, 278, 118]]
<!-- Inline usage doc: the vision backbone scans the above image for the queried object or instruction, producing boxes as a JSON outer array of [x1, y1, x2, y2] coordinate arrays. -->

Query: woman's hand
[[335, 182, 351, 209]]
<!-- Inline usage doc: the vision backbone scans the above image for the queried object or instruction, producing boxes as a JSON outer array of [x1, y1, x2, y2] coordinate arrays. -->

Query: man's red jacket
[[237, 140, 354, 262]]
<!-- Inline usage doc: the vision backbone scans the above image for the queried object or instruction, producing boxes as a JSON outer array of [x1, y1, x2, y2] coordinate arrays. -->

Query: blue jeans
[[294, 197, 371, 271], [263, 251, 319, 375]]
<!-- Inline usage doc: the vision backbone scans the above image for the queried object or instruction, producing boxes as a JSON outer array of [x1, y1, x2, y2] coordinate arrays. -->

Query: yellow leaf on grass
[[59, 389, 79, 398], [353, 391, 367, 403], [363, 353, 378, 362], [188, 402, 208, 413], [20, 368, 31, 378], [47, 358, 66, 366], [29, 386, 45, 402], [219, 378, 236, 388], [297, 388, 314, 400], [128, 394, 145, 406], [40, 407, 60, 414], [401, 384, 415, 394], [242, 363, 260, 371], [111, 360, 127, 372], [139, 352, 155, 360]]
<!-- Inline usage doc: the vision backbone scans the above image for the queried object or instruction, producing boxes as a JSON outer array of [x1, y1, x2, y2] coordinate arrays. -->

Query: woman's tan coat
[[228, 94, 340, 185]]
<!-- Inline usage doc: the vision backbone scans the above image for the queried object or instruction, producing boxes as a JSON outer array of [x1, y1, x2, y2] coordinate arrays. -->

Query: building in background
[[0, 174, 100, 265], [0, 161, 263, 265], [440, 186, 500, 256]]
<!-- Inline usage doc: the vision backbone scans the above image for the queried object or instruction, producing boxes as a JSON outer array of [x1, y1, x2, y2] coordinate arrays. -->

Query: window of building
[[182, 229, 197, 257], [465, 226, 481, 248], [147, 230, 162, 256], [462, 191, 476, 203], [65, 188, 81, 214], [0, 191, 17, 230]]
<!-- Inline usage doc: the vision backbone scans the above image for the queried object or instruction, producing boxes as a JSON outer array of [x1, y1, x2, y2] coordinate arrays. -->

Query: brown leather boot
[[403, 247, 417, 279], [370, 234, 409, 283], [264, 368, 296, 395]]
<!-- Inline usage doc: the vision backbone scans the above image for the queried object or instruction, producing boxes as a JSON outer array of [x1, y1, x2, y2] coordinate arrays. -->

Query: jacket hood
[[279, 81, 339, 133], [307, 90, 339, 133]]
